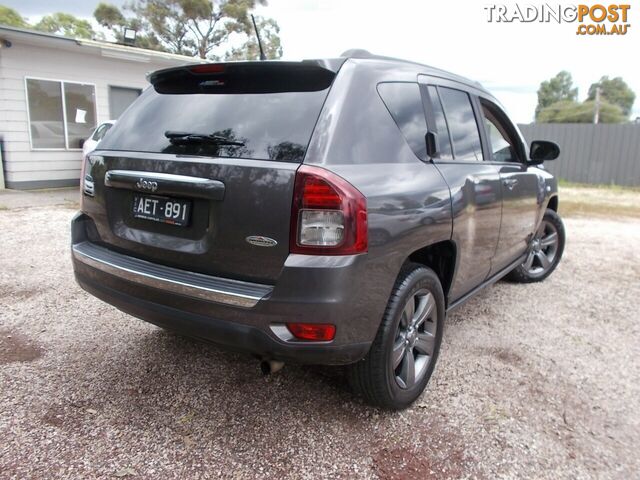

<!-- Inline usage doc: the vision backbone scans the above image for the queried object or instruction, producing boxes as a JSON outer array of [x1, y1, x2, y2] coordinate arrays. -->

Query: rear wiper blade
[[164, 130, 245, 146]]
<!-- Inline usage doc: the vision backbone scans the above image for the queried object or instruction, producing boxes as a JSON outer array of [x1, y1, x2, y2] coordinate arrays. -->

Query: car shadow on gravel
[[49, 326, 477, 478], [79, 327, 364, 415]]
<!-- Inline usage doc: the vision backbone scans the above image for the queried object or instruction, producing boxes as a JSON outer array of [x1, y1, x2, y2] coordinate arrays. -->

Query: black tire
[[506, 208, 565, 283], [348, 263, 445, 410]]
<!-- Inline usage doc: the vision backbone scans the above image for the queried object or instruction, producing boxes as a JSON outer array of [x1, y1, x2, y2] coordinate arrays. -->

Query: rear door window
[[98, 87, 330, 163], [377, 82, 427, 161], [438, 87, 484, 161]]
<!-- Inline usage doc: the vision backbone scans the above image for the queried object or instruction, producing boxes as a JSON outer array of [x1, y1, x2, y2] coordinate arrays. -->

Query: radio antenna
[[251, 14, 267, 61]]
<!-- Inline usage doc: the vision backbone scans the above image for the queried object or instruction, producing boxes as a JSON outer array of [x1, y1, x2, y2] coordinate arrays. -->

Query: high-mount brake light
[[190, 64, 226, 74], [290, 165, 367, 255]]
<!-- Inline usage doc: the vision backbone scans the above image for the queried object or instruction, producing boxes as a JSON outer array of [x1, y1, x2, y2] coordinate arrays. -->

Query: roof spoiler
[[147, 60, 345, 95]]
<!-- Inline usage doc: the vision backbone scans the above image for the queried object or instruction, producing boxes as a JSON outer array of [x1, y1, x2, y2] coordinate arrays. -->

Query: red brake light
[[190, 64, 226, 74], [301, 177, 342, 209], [290, 165, 367, 255], [287, 323, 336, 341]]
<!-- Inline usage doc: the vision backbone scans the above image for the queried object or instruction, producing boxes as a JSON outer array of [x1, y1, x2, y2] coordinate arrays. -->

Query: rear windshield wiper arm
[[164, 130, 245, 146]]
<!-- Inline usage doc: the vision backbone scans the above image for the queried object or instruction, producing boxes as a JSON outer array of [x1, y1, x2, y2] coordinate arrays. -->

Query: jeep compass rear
[[73, 54, 564, 409], [73, 60, 373, 357]]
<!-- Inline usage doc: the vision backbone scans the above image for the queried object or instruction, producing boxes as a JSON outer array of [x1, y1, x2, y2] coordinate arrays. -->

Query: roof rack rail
[[339, 49, 373, 58]]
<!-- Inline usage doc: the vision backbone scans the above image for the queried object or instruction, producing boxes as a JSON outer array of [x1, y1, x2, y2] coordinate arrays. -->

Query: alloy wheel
[[392, 289, 438, 389], [522, 219, 559, 278]]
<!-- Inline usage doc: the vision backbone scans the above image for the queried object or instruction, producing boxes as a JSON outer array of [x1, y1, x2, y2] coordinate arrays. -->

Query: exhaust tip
[[260, 359, 285, 375]]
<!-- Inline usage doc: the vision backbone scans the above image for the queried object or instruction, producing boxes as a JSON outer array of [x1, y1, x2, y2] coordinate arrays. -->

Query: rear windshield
[[98, 87, 330, 163]]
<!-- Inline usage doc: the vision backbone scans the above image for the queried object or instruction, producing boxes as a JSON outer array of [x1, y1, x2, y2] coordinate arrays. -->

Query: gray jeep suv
[[72, 51, 565, 409]]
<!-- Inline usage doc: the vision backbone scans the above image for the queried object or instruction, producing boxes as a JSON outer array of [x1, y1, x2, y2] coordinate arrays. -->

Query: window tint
[[26, 78, 97, 149], [481, 103, 520, 163], [426, 86, 453, 159], [438, 87, 483, 161], [99, 87, 330, 163], [377, 82, 427, 160]]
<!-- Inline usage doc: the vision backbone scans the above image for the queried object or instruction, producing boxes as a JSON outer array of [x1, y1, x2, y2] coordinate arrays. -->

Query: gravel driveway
[[1, 201, 638, 479]]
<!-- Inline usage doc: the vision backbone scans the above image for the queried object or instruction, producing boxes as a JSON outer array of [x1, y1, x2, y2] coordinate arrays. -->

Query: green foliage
[[0, 6, 96, 39], [95, 0, 281, 59], [94, 3, 126, 29], [34, 12, 96, 39], [587, 76, 635, 117], [225, 16, 281, 60], [0, 5, 28, 27], [94, 3, 164, 51], [537, 99, 625, 124], [535, 71, 635, 124], [535, 71, 578, 119]]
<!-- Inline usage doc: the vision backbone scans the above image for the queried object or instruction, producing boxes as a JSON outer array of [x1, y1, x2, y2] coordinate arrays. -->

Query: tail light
[[80, 156, 95, 199], [290, 165, 367, 255]]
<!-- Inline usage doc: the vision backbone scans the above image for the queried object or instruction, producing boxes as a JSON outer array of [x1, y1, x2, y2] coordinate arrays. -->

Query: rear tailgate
[[81, 61, 338, 284]]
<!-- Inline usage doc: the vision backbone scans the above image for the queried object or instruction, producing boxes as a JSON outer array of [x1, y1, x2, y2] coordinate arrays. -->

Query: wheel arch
[[547, 195, 559, 212], [404, 240, 457, 305]]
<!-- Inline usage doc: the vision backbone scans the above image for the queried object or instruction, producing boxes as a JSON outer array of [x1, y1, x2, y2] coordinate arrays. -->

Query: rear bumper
[[72, 241, 271, 308], [71, 213, 375, 365]]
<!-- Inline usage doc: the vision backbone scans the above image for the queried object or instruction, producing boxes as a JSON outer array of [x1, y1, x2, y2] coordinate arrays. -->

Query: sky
[[3, 0, 639, 123]]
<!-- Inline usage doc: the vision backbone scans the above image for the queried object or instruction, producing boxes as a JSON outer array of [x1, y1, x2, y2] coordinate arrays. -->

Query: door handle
[[502, 178, 518, 190]]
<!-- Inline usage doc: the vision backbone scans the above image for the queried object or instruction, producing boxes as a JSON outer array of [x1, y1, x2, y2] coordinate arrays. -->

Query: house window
[[26, 78, 97, 149], [109, 86, 142, 119]]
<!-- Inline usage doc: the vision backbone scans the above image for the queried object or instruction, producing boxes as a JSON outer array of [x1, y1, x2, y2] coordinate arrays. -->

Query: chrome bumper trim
[[72, 242, 271, 308]]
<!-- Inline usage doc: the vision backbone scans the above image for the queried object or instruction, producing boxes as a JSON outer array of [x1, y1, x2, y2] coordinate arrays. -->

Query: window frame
[[418, 74, 488, 164], [420, 84, 454, 160], [478, 98, 527, 165], [24, 76, 98, 151]]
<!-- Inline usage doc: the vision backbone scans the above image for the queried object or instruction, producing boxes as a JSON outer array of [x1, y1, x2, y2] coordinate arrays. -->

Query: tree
[[587, 76, 635, 117], [95, 0, 282, 60], [0, 5, 28, 28], [95, 3, 164, 51], [34, 13, 96, 39], [94, 3, 126, 29], [226, 16, 281, 60], [535, 71, 578, 119], [537, 99, 625, 124]]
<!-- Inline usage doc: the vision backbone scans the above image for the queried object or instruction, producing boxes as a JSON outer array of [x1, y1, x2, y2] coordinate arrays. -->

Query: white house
[[0, 25, 201, 189]]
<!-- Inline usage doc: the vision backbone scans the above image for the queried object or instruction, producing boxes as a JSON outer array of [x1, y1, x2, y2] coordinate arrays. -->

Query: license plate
[[132, 194, 191, 227]]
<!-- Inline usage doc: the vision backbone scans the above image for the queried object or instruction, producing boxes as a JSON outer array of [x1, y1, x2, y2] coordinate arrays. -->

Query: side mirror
[[529, 140, 559, 165]]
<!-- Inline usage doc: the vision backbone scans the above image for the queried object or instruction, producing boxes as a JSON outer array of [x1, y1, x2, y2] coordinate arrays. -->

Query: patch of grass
[[558, 183, 640, 219], [559, 201, 640, 219], [558, 179, 640, 193], [62, 201, 80, 210], [0, 205, 7, 211]]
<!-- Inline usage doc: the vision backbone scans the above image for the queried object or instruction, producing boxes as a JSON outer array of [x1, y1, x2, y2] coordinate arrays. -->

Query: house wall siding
[[0, 40, 191, 189]]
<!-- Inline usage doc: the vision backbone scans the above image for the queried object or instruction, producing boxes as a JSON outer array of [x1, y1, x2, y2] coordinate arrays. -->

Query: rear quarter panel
[[304, 59, 453, 338]]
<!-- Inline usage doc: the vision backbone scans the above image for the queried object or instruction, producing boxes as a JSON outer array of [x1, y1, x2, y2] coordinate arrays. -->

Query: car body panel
[[82, 151, 298, 284]]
